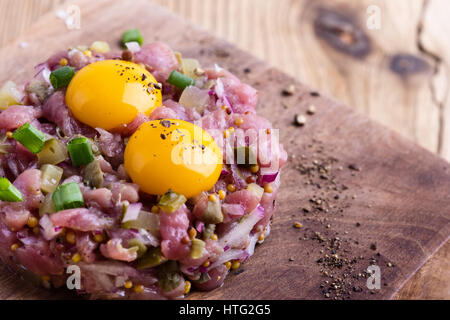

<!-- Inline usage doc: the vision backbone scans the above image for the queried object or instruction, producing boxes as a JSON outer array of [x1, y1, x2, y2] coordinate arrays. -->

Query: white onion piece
[[39, 214, 63, 240], [209, 249, 247, 270], [121, 202, 142, 223], [125, 41, 141, 53], [179, 86, 210, 114], [219, 205, 264, 249]]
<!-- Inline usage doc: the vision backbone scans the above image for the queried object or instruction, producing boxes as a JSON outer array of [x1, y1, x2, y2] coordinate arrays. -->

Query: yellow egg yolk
[[66, 60, 162, 130], [124, 120, 223, 198]]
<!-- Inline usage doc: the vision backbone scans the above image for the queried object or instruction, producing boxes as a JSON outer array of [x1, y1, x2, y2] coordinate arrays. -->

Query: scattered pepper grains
[[228, 126, 235, 133], [211, 234, 218, 241], [307, 105, 316, 115], [184, 280, 192, 294], [258, 234, 265, 241], [293, 221, 303, 229], [223, 129, 230, 138], [224, 261, 232, 269], [208, 194, 217, 202], [6, 131, 13, 139], [124, 280, 133, 289], [10, 243, 19, 251], [231, 260, 240, 270], [295, 114, 307, 126], [282, 84, 296, 96], [66, 232, 76, 244]]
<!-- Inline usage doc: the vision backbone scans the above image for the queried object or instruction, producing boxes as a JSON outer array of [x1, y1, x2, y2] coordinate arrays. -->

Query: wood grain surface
[[0, 0, 449, 300]]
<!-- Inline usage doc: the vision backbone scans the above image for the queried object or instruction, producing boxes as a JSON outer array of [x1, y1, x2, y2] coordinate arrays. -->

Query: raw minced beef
[[0, 41, 287, 299]]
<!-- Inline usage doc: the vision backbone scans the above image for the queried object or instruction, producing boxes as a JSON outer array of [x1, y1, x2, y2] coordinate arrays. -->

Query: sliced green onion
[[121, 28, 144, 46], [50, 66, 75, 89], [167, 70, 195, 89], [52, 182, 84, 211], [158, 191, 187, 213], [67, 136, 94, 167], [190, 238, 205, 259], [40, 164, 63, 194], [137, 247, 167, 269], [37, 138, 68, 165], [82, 159, 103, 188], [0, 177, 23, 202], [39, 192, 56, 217], [12, 123, 46, 154]]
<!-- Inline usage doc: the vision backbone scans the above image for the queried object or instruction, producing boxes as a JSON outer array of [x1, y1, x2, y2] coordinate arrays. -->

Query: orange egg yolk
[[65, 60, 162, 130], [124, 120, 223, 198]]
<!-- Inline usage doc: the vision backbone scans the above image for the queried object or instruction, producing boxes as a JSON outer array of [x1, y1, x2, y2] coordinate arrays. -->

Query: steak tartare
[[0, 31, 287, 299]]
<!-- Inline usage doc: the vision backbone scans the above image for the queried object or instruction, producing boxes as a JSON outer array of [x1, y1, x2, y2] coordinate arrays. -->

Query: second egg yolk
[[124, 120, 223, 198], [65, 60, 162, 130]]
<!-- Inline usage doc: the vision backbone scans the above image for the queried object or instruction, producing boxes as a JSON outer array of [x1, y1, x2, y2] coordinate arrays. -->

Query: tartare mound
[[0, 40, 287, 299]]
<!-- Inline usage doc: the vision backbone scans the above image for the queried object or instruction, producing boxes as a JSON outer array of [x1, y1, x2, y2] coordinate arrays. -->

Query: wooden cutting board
[[0, 0, 449, 300]]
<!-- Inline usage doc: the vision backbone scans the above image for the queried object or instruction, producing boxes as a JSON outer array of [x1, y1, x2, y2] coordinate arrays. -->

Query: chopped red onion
[[121, 202, 142, 223], [195, 221, 205, 233], [260, 171, 279, 183], [219, 206, 264, 249], [39, 214, 63, 240]]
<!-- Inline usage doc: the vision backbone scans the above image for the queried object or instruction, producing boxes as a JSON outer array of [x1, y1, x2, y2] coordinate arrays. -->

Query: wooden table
[[0, 0, 448, 300]]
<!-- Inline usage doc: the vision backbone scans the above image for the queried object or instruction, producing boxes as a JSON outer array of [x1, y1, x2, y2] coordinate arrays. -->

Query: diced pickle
[[157, 260, 183, 292], [190, 238, 205, 259], [39, 192, 56, 217], [0, 81, 23, 110], [180, 58, 201, 79], [26, 80, 50, 103], [158, 192, 187, 213], [195, 272, 211, 284], [82, 159, 103, 188], [202, 224, 216, 241], [128, 238, 148, 258], [137, 247, 167, 269], [121, 210, 160, 237], [234, 146, 257, 166], [40, 164, 63, 194], [200, 199, 223, 224], [37, 139, 68, 166]]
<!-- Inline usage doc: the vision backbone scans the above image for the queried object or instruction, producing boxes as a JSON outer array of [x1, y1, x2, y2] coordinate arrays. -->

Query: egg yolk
[[124, 120, 223, 198], [66, 60, 162, 130]]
